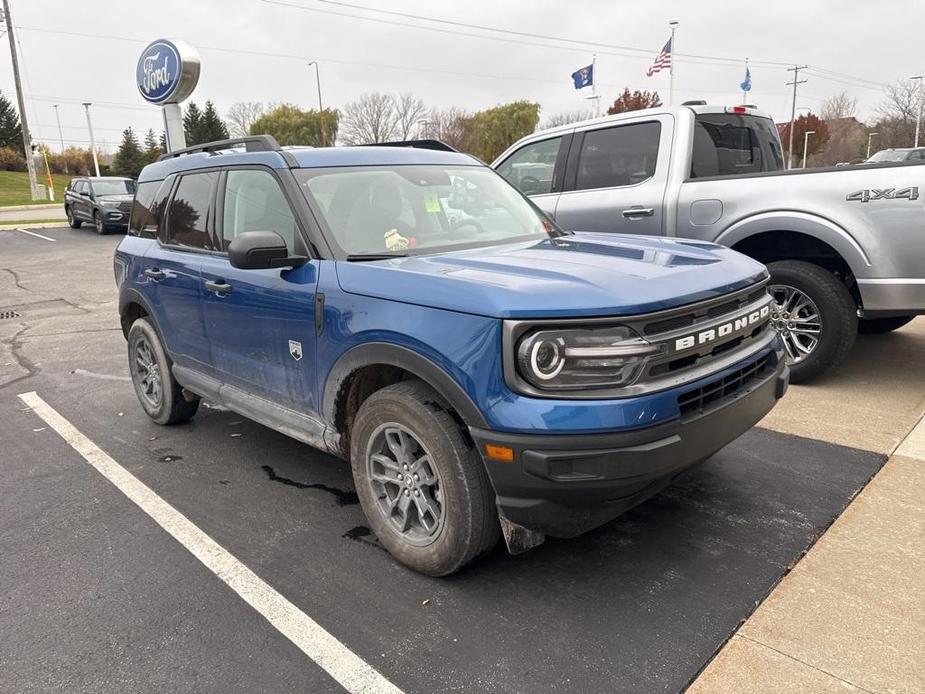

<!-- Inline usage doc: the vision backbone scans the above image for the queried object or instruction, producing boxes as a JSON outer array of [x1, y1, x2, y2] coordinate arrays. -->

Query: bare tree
[[226, 101, 269, 138], [421, 107, 470, 150], [542, 110, 594, 129], [878, 80, 920, 121], [340, 93, 401, 145], [393, 93, 428, 140], [821, 91, 857, 121]]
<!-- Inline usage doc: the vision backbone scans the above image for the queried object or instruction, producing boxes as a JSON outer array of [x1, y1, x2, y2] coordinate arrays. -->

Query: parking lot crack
[[2, 324, 40, 388], [3, 267, 29, 293], [260, 464, 359, 505]]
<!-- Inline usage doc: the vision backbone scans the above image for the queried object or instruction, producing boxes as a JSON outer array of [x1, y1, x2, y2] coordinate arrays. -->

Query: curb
[[0, 203, 61, 212], [0, 222, 68, 230]]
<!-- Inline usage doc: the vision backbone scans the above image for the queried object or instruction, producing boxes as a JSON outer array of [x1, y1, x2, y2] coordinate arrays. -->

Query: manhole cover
[[0, 310, 21, 320]]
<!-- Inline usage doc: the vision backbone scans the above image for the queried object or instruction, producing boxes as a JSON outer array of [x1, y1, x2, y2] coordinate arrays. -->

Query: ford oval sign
[[136, 39, 200, 105]]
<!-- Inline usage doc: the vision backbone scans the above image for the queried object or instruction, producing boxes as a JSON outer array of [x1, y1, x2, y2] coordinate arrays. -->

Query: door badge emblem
[[288, 340, 303, 361]]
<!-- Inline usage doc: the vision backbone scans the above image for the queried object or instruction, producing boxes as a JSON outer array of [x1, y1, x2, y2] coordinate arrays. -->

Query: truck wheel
[[858, 316, 914, 334], [66, 207, 81, 229], [93, 211, 108, 235], [127, 318, 199, 425], [768, 260, 857, 384], [350, 380, 499, 576]]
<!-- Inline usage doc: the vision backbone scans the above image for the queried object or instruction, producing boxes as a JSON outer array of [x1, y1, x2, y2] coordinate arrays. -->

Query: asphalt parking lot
[[0, 226, 910, 693]]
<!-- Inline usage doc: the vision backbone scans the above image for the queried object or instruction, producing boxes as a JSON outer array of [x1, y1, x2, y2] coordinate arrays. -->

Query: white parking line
[[16, 228, 56, 242], [17, 391, 402, 694]]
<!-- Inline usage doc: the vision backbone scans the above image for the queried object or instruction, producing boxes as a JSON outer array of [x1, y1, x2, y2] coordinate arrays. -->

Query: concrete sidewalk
[[690, 320, 925, 694], [0, 206, 65, 223]]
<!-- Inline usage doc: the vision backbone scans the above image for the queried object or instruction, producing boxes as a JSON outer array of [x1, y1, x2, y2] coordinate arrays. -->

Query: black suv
[[65, 176, 136, 234]]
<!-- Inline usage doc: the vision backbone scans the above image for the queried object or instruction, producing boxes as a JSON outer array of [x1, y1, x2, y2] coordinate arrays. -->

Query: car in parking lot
[[65, 176, 136, 234], [865, 147, 925, 163], [115, 135, 788, 575], [494, 104, 925, 383]]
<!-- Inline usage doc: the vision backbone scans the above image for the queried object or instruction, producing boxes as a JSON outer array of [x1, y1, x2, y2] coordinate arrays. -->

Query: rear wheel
[[768, 260, 857, 384], [93, 211, 107, 235], [858, 315, 914, 334], [66, 206, 81, 229], [127, 318, 199, 425], [350, 380, 499, 576]]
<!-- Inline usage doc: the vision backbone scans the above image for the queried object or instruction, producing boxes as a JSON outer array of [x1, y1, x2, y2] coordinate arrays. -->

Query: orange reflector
[[484, 444, 515, 462]]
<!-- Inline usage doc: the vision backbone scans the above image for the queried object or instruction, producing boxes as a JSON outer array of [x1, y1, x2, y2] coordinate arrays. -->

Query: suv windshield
[[295, 165, 561, 256], [91, 179, 136, 195]]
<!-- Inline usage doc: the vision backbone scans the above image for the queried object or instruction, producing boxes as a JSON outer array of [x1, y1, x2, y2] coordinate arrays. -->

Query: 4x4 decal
[[846, 186, 919, 203]]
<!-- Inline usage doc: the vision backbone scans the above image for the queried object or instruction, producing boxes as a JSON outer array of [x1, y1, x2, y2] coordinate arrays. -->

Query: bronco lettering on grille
[[674, 305, 770, 351]]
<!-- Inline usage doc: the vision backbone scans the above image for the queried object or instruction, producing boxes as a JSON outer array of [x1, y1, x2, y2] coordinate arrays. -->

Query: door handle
[[622, 207, 655, 218], [144, 268, 166, 281], [205, 280, 233, 296]]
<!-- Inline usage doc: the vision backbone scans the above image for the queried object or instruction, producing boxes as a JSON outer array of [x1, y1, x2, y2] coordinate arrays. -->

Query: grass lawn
[[0, 171, 74, 207]]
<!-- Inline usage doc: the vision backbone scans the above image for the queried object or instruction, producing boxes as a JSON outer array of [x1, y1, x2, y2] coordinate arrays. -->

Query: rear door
[[142, 171, 217, 370], [553, 117, 670, 235], [494, 133, 572, 219], [199, 167, 320, 413], [73, 180, 91, 220]]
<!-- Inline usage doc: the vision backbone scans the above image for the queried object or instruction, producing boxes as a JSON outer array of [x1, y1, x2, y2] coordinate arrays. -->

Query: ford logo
[[136, 39, 200, 105]]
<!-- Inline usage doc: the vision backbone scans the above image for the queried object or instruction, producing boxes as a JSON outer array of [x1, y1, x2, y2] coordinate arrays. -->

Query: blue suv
[[115, 135, 788, 575]]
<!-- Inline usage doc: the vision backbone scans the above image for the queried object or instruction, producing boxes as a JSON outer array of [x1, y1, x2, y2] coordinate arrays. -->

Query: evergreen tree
[[183, 102, 203, 145], [0, 90, 23, 154], [158, 131, 167, 151], [111, 128, 146, 179], [143, 128, 164, 164], [200, 101, 229, 142]]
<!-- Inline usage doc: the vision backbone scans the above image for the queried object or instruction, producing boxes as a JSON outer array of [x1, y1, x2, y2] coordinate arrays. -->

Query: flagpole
[[743, 58, 749, 103], [592, 53, 599, 117], [668, 19, 679, 107]]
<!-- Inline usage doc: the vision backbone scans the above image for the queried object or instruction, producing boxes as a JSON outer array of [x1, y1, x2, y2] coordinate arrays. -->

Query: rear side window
[[575, 122, 661, 191], [129, 180, 171, 239], [221, 169, 297, 252], [691, 114, 784, 178], [165, 172, 217, 250], [495, 136, 563, 195]]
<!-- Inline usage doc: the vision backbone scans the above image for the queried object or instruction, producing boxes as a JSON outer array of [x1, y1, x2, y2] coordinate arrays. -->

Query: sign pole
[[162, 103, 186, 152]]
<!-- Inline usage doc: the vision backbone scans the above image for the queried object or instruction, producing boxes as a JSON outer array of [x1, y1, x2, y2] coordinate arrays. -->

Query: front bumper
[[470, 348, 788, 538], [101, 208, 129, 227]]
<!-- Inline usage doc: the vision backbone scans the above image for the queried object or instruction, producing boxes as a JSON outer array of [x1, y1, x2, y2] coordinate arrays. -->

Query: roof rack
[[363, 139, 458, 153], [157, 134, 285, 161]]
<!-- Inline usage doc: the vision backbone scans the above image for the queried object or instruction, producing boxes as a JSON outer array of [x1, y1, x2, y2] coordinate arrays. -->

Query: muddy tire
[[858, 315, 914, 334], [350, 380, 499, 576], [768, 260, 857, 384], [127, 318, 199, 425]]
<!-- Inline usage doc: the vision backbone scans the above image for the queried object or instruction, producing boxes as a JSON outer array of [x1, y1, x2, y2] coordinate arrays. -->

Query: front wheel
[[127, 318, 199, 425], [858, 315, 914, 334], [767, 260, 857, 384], [350, 380, 499, 576], [66, 206, 81, 229], [93, 211, 107, 235]]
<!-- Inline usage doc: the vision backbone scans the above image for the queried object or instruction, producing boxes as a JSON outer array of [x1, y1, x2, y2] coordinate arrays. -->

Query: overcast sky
[[5, 0, 922, 153]]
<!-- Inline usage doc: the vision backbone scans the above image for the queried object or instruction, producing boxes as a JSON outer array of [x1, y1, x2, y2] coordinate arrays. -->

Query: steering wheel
[[519, 176, 541, 194], [450, 219, 484, 235]]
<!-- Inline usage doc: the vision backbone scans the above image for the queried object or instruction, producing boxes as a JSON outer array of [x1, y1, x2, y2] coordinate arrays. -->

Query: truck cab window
[[496, 137, 563, 195], [575, 122, 661, 191], [691, 114, 784, 178]]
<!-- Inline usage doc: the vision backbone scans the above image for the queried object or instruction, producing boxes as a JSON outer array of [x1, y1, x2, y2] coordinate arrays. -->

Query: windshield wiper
[[345, 252, 409, 262]]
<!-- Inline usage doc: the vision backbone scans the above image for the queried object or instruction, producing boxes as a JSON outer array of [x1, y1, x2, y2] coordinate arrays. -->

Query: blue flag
[[571, 64, 593, 90], [741, 66, 752, 93]]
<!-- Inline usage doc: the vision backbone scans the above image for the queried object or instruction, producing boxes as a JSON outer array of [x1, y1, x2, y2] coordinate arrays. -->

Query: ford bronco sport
[[115, 135, 788, 575]]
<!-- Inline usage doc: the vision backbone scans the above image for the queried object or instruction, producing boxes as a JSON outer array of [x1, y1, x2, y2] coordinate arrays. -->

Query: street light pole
[[867, 132, 878, 159], [802, 130, 815, 169], [82, 102, 100, 177], [307, 61, 327, 147], [2, 0, 40, 199], [53, 104, 68, 174], [911, 73, 924, 148]]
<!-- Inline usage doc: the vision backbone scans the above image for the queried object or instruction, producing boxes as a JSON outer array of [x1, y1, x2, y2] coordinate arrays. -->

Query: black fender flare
[[118, 288, 163, 340], [321, 342, 489, 430]]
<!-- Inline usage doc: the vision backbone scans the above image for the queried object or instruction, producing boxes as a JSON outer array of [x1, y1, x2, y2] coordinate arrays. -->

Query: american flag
[[646, 37, 672, 77]]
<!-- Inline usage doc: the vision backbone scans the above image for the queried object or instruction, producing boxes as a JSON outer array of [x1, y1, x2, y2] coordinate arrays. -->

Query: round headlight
[[517, 333, 565, 384]]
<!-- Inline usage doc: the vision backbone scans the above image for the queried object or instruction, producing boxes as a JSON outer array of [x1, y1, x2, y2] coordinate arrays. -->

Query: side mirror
[[228, 230, 307, 270], [79, 191, 90, 197]]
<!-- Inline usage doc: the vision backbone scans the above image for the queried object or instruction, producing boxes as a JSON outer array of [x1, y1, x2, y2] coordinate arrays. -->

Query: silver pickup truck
[[493, 104, 925, 382]]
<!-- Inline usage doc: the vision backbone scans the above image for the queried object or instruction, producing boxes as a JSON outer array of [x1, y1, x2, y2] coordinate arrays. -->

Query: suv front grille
[[678, 353, 774, 419]]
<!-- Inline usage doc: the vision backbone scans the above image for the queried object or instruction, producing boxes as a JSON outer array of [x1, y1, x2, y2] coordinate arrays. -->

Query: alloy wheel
[[133, 337, 162, 408], [769, 284, 822, 364], [366, 423, 444, 546]]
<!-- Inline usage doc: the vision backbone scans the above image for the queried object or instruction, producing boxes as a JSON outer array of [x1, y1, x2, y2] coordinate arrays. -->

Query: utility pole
[[786, 65, 808, 170], [82, 102, 100, 177], [53, 104, 67, 173], [911, 73, 923, 148], [307, 61, 327, 147], [2, 0, 40, 200]]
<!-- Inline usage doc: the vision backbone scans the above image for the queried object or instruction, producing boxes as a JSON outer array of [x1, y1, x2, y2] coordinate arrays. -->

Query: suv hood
[[97, 193, 134, 202], [335, 232, 768, 319]]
